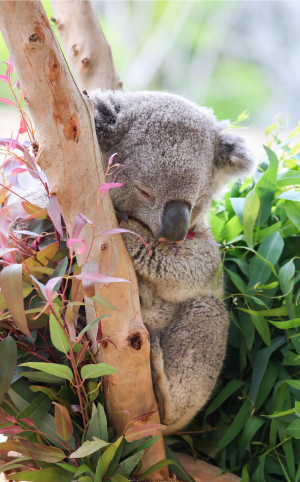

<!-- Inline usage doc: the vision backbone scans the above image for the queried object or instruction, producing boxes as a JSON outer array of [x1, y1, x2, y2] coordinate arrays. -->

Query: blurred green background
[[0, 0, 299, 134]]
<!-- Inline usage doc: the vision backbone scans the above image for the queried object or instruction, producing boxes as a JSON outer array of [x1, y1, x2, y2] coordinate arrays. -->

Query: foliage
[[165, 118, 300, 481], [0, 61, 192, 482]]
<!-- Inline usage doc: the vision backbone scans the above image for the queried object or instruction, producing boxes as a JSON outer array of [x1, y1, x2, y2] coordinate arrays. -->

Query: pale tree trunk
[[0, 1, 167, 479], [51, 0, 122, 92]]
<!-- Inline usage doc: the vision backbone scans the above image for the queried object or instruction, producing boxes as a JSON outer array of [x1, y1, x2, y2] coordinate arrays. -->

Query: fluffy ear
[[89, 90, 122, 151], [213, 121, 256, 192]]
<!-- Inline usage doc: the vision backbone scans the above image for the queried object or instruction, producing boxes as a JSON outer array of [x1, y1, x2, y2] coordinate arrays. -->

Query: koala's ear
[[213, 121, 256, 191], [89, 90, 121, 149]]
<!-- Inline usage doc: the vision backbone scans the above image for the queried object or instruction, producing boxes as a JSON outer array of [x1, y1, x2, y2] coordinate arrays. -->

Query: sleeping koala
[[89, 90, 255, 435]]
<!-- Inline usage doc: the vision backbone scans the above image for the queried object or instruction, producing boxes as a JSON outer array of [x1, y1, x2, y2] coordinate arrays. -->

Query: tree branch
[[0, 1, 166, 478], [52, 0, 122, 91]]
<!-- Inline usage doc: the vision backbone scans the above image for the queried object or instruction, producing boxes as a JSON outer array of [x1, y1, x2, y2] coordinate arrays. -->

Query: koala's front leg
[[151, 295, 229, 435]]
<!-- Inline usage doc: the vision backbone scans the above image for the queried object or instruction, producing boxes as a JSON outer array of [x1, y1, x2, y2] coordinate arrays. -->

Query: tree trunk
[[0, 1, 167, 479]]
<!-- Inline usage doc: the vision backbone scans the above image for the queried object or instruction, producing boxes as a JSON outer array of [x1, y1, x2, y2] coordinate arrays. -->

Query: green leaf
[[124, 435, 160, 458], [20, 371, 66, 384], [77, 315, 110, 340], [218, 398, 252, 450], [20, 363, 73, 381], [54, 403, 73, 441], [50, 312, 70, 354], [91, 292, 117, 310], [101, 436, 123, 479], [225, 269, 247, 293], [69, 436, 109, 458], [277, 170, 300, 187], [0, 441, 65, 462], [0, 336, 17, 404], [113, 450, 145, 477], [279, 259, 295, 296], [164, 445, 194, 482], [243, 188, 260, 248], [287, 418, 300, 439], [247, 232, 284, 290], [239, 416, 264, 458], [219, 215, 243, 243], [81, 363, 117, 381], [111, 476, 129, 482], [17, 393, 51, 435], [285, 201, 300, 230], [205, 379, 246, 418], [269, 318, 300, 329], [255, 146, 278, 226], [139, 458, 182, 480], [8, 467, 74, 482], [251, 315, 271, 346], [249, 336, 286, 403], [0, 264, 32, 338], [238, 306, 288, 317], [277, 191, 300, 202], [230, 198, 245, 224]]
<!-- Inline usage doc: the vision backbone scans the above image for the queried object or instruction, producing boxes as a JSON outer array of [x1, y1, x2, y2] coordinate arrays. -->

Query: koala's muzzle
[[159, 201, 190, 243]]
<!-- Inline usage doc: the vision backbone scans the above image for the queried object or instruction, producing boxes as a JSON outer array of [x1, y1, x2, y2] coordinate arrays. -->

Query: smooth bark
[[52, 0, 122, 91], [0, 1, 167, 479]]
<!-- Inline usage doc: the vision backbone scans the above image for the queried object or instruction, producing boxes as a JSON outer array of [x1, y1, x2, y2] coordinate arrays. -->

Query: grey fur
[[15, 90, 254, 435], [90, 90, 255, 435]]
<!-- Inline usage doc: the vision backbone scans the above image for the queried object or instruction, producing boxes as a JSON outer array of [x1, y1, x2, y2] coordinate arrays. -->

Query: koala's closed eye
[[136, 186, 155, 204]]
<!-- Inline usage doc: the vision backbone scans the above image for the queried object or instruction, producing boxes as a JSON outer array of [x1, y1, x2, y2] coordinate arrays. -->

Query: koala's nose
[[159, 201, 190, 243]]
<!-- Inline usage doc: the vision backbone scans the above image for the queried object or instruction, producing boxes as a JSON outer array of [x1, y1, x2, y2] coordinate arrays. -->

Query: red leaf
[[125, 424, 166, 442], [19, 417, 35, 426], [0, 426, 23, 435], [53, 403, 73, 441], [19, 116, 27, 134], [101, 228, 152, 255], [74, 273, 130, 284], [99, 182, 125, 197]]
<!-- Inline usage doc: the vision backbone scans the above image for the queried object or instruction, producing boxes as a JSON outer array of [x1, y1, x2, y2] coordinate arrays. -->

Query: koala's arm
[[121, 219, 222, 299]]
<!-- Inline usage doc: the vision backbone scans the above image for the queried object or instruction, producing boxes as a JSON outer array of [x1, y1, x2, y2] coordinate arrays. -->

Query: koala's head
[[90, 90, 255, 244]]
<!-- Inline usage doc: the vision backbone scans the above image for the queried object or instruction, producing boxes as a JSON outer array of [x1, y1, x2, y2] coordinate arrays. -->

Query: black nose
[[159, 201, 190, 243]]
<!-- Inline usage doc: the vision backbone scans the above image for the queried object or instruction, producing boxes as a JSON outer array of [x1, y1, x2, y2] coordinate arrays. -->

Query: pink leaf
[[80, 260, 98, 297], [0, 426, 23, 435], [108, 152, 118, 165], [101, 228, 152, 255], [7, 200, 28, 219], [74, 273, 130, 284], [0, 138, 37, 173], [67, 237, 88, 255], [0, 75, 9, 84], [0, 98, 14, 107], [14, 230, 40, 238], [3, 158, 20, 178], [99, 182, 125, 197], [19, 417, 35, 426], [0, 206, 14, 264], [19, 116, 27, 134], [11, 168, 27, 176], [71, 212, 92, 239], [45, 277, 63, 313], [47, 195, 63, 237]]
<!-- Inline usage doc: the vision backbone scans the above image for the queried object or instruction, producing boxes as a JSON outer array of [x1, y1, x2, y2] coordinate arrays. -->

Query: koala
[[89, 90, 255, 435]]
